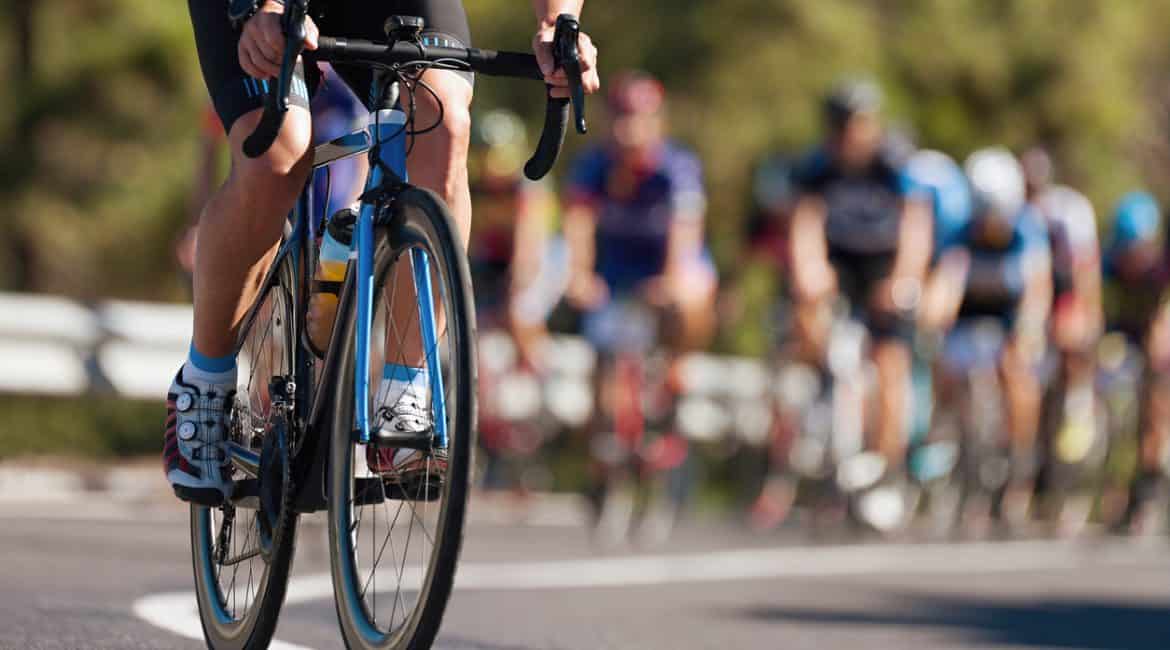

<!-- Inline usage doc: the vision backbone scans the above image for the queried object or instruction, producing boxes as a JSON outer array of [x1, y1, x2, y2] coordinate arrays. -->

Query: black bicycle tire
[[327, 186, 477, 650], [191, 252, 301, 650]]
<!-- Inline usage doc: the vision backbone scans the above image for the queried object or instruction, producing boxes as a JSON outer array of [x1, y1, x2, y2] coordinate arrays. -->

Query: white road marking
[[131, 537, 1159, 648]]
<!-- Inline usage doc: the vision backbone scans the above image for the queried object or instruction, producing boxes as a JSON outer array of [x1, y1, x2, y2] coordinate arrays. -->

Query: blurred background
[[5, 2, 1170, 648], [6, 0, 1170, 455]]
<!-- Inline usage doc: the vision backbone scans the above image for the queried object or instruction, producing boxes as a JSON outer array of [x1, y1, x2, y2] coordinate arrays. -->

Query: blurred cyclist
[[1101, 192, 1170, 533], [788, 78, 933, 482], [934, 148, 1052, 522], [746, 153, 799, 272], [906, 149, 974, 336], [468, 109, 559, 368], [1021, 149, 1103, 494], [563, 70, 717, 353]]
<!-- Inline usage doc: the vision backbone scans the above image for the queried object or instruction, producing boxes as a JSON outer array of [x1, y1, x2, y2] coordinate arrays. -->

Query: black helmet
[[823, 78, 882, 130]]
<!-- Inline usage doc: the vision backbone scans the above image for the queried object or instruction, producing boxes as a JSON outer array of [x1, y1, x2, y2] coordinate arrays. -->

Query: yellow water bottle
[[308, 208, 356, 352]]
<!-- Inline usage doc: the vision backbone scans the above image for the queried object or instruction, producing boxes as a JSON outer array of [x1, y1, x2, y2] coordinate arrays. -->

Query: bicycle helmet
[[1109, 191, 1161, 251], [964, 147, 1026, 219], [823, 78, 883, 130]]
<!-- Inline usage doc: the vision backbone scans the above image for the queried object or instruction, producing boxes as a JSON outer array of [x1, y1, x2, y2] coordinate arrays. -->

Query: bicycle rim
[[191, 251, 299, 650], [329, 187, 476, 649]]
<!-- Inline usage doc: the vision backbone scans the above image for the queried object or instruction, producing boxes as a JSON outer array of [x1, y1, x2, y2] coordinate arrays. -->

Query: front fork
[[352, 107, 448, 449]]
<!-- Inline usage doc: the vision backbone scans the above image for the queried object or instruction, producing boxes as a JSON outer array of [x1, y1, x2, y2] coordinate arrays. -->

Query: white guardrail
[[0, 292, 778, 444]]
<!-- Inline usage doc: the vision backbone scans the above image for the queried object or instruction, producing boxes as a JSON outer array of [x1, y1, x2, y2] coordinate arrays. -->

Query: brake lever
[[276, 0, 309, 112], [553, 14, 587, 134]]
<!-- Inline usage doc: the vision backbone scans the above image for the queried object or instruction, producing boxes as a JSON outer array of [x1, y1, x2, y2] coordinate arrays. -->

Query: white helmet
[[964, 147, 1025, 218]]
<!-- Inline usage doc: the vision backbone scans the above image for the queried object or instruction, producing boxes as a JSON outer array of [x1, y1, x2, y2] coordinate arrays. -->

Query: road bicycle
[[186, 4, 587, 648], [584, 297, 694, 547]]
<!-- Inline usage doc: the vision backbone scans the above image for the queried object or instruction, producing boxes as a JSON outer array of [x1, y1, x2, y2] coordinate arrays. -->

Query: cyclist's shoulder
[[657, 140, 704, 182], [791, 145, 832, 188]]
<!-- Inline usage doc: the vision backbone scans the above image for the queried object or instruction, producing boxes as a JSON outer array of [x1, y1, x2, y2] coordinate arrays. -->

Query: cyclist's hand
[[640, 275, 673, 308], [566, 272, 608, 309], [532, 22, 600, 99], [239, 0, 319, 80]]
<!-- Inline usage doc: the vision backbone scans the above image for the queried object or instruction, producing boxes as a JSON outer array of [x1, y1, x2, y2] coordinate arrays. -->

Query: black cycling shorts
[[188, 0, 472, 134], [828, 246, 915, 343]]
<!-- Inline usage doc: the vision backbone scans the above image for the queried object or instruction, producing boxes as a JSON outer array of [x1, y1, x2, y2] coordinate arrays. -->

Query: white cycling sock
[[182, 361, 238, 392], [376, 363, 429, 410]]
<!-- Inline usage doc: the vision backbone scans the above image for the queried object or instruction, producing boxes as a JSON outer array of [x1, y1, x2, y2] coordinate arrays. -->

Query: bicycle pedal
[[359, 428, 434, 450], [231, 478, 261, 509], [352, 477, 387, 506]]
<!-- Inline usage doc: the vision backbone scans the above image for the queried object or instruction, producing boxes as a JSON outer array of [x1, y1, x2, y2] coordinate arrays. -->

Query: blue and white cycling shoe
[[164, 369, 234, 506]]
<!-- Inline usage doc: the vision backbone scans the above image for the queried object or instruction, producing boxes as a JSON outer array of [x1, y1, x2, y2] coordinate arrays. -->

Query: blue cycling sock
[[383, 362, 427, 383], [185, 343, 238, 387]]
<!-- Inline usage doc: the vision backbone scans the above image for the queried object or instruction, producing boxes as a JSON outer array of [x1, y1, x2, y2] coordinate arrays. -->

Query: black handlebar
[[242, 5, 587, 181], [242, 0, 308, 158], [524, 14, 587, 181]]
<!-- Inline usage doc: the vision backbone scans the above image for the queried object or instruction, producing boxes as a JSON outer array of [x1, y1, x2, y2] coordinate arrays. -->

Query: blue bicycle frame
[[350, 108, 449, 448]]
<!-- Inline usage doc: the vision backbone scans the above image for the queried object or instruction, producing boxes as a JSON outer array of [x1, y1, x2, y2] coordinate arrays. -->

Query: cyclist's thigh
[[320, 0, 474, 99], [187, 0, 312, 136]]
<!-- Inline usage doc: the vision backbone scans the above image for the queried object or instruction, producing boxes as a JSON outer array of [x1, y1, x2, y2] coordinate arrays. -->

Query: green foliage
[[4, 0, 1170, 342], [0, 395, 159, 458]]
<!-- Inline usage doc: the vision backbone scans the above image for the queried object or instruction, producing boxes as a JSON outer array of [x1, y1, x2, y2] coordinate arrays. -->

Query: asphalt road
[[2, 495, 1169, 650]]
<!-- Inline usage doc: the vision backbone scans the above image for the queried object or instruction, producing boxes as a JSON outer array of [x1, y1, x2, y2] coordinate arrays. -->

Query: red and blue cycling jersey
[[567, 141, 707, 293]]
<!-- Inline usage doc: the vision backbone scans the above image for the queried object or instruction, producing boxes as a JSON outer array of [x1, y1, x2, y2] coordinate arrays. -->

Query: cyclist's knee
[[228, 107, 313, 191], [413, 71, 473, 162]]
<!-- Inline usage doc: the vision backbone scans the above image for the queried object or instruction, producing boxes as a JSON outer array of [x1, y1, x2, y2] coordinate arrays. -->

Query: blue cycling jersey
[[949, 205, 1050, 321], [567, 141, 707, 293], [903, 150, 974, 257]]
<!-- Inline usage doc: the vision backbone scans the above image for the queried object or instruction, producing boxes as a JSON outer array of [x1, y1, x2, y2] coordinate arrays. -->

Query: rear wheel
[[328, 187, 476, 649], [191, 252, 299, 650]]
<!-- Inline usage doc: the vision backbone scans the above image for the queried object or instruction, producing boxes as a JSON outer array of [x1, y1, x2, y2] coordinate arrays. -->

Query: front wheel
[[328, 187, 477, 649]]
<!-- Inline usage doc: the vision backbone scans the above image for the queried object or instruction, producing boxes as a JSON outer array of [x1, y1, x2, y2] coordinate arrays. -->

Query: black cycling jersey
[[188, 0, 472, 134], [794, 142, 917, 342], [792, 142, 911, 256]]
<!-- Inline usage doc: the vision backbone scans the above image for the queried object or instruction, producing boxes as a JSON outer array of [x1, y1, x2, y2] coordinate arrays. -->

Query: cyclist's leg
[[171, 2, 314, 502], [188, 1, 314, 360], [1000, 334, 1042, 478], [857, 255, 912, 467], [324, 2, 473, 424], [872, 334, 911, 465], [1129, 314, 1170, 525]]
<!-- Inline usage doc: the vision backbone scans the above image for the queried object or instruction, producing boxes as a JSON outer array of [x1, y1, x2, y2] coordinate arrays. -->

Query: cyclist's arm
[[664, 216, 705, 281], [532, 0, 584, 21], [510, 182, 551, 293], [662, 151, 708, 283], [920, 247, 970, 333], [1017, 228, 1054, 340], [564, 201, 596, 281], [1076, 252, 1104, 339], [789, 195, 833, 301], [892, 198, 933, 281]]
